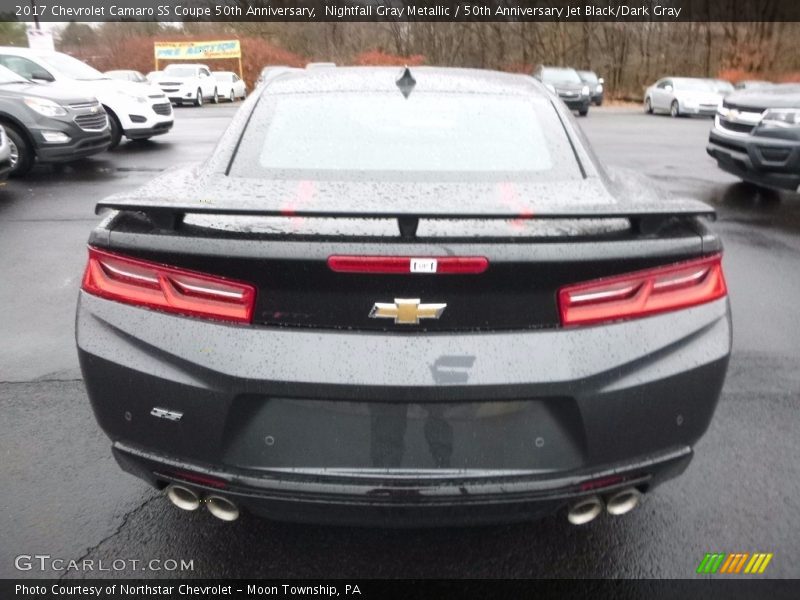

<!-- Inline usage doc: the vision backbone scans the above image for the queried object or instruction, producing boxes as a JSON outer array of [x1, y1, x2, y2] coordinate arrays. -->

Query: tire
[[212, 88, 219, 104], [229, 90, 235, 103], [4, 124, 34, 177], [645, 97, 653, 114], [106, 111, 122, 150], [194, 88, 203, 107], [670, 100, 680, 118], [578, 108, 589, 117]]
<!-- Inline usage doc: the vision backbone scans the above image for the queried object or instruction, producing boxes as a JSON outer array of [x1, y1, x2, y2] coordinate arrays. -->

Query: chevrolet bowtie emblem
[[369, 298, 447, 324]]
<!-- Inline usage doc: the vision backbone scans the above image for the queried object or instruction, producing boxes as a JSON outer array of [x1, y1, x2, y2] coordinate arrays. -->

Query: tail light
[[328, 255, 489, 274], [81, 247, 256, 323], [558, 254, 727, 327]]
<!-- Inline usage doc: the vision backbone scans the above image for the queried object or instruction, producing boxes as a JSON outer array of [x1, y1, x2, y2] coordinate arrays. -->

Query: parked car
[[212, 71, 247, 102], [255, 65, 294, 88], [0, 47, 172, 149], [105, 70, 148, 84], [151, 64, 218, 106], [734, 80, 773, 91], [707, 84, 800, 192], [0, 125, 11, 180], [533, 65, 591, 116], [577, 70, 604, 105], [0, 65, 110, 176], [708, 79, 734, 96], [644, 77, 723, 117], [78, 67, 731, 527]]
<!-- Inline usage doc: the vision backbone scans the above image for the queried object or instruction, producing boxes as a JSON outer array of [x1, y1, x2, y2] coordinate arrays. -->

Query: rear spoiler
[[96, 200, 716, 239]]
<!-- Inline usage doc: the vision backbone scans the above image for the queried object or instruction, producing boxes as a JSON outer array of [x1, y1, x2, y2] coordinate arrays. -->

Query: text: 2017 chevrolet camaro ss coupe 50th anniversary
[[76, 67, 731, 526]]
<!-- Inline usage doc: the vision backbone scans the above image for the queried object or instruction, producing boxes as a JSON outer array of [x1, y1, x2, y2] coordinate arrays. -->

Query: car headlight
[[596, 84, 603, 93], [24, 97, 67, 117], [582, 85, 590, 96], [760, 108, 800, 127], [115, 90, 147, 104]]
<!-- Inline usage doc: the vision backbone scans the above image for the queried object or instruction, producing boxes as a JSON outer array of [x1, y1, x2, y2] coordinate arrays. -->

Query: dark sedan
[[577, 69, 604, 105], [534, 65, 591, 115], [0, 65, 110, 176], [707, 84, 800, 192], [77, 67, 731, 527]]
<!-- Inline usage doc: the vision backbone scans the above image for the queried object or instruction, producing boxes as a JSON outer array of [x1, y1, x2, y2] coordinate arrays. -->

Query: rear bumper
[[113, 442, 693, 526], [77, 293, 731, 524], [707, 128, 800, 191]]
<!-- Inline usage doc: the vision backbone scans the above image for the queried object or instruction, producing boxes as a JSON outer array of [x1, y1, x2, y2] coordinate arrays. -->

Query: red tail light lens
[[558, 254, 727, 327], [81, 247, 256, 323], [328, 255, 489, 274]]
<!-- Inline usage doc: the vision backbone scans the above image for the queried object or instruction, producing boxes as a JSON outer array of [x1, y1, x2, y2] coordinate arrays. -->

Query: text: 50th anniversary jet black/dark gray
[[76, 67, 731, 526]]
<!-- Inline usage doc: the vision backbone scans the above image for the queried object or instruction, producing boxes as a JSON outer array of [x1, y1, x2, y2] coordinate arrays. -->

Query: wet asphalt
[[0, 103, 798, 579]]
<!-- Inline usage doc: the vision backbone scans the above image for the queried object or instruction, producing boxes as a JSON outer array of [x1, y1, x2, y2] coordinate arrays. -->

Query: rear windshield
[[229, 92, 581, 181]]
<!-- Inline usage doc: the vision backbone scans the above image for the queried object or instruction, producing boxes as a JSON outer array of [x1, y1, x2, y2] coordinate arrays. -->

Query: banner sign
[[154, 40, 241, 61]]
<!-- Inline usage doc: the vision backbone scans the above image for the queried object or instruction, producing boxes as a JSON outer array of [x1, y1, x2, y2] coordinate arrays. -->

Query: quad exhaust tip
[[605, 487, 642, 516], [166, 484, 201, 511], [567, 495, 604, 525], [205, 495, 240, 522], [165, 485, 240, 521]]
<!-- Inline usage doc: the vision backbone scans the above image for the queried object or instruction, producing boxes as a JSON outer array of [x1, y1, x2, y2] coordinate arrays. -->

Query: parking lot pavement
[[1, 105, 798, 579]]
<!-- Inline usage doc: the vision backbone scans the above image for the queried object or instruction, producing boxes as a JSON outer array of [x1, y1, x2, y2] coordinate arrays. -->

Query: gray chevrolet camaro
[[76, 67, 731, 527]]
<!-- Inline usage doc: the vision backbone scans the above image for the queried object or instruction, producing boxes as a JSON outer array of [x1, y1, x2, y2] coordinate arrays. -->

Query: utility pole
[[31, 0, 41, 30]]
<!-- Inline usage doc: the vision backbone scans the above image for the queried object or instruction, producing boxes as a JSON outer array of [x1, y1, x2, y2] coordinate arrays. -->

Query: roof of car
[[264, 66, 545, 96]]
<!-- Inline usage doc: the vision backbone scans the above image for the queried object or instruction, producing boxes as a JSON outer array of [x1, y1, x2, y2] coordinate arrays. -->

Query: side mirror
[[30, 70, 54, 82], [598, 77, 604, 84]]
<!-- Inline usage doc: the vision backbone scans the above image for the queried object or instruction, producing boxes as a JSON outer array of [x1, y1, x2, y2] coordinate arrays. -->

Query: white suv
[[0, 47, 173, 149], [152, 64, 219, 106]]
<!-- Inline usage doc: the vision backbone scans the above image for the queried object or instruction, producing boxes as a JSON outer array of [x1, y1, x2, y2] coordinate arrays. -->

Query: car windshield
[[673, 78, 716, 92], [578, 71, 598, 83], [164, 66, 198, 77], [230, 92, 581, 181], [0, 64, 29, 84], [541, 68, 582, 84], [39, 52, 107, 80], [213, 72, 232, 81]]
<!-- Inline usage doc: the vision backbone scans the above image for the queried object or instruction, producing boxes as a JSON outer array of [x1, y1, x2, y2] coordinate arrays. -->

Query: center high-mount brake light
[[558, 254, 727, 326], [81, 247, 256, 323], [327, 255, 489, 274]]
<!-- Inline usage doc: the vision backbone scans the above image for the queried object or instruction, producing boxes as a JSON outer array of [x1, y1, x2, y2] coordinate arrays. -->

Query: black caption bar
[[2, 579, 800, 600], [3, 0, 800, 22]]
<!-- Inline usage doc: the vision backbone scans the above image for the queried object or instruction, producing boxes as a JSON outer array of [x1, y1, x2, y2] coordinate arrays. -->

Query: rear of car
[[707, 85, 800, 192], [77, 67, 731, 526]]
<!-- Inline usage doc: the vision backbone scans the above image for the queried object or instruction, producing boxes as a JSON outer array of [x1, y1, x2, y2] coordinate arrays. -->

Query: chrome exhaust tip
[[205, 495, 240, 522], [605, 487, 642, 516], [567, 495, 604, 525], [166, 484, 201, 511]]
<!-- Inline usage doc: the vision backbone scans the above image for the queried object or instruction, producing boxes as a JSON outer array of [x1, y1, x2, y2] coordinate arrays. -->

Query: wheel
[[106, 111, 122, 150], [212, 88, 219, 104], [194, 88, 203, 107], [229, 89, 235, 103], [578, 107, 589, 117], [670, 100, 680, 118], [645, 97, 653, 114], [4, 124, 34, 176]]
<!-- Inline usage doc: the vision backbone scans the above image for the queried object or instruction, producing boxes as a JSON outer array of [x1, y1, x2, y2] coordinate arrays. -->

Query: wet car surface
[[1, 104, 798, 578]]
